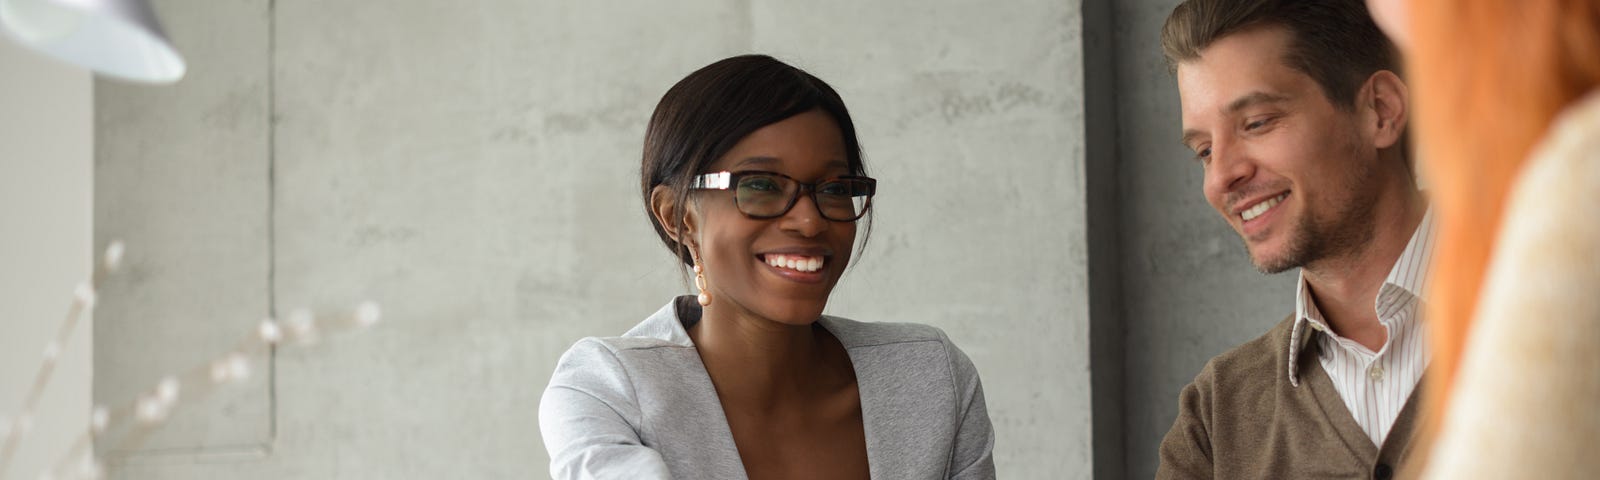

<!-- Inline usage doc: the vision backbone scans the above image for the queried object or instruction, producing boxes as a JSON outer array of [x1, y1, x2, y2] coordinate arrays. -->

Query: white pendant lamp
[[0, 0, 186, 83]]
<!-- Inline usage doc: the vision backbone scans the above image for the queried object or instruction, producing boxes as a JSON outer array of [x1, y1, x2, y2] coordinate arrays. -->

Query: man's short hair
[[1160, 0, 1398, 110]]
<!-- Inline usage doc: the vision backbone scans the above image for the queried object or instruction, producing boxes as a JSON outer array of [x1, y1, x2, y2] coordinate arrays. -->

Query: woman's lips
[[757, 253, 827, 283], [762, 253, 824, 272]]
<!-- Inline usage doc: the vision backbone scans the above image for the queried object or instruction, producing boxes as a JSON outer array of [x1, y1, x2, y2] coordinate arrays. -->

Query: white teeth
[[765, 254, 824, 273], [1241, 193, 1288, 221]]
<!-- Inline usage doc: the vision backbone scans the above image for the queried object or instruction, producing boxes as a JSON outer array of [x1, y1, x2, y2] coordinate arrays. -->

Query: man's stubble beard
[[1247, 134, 1381, 274]]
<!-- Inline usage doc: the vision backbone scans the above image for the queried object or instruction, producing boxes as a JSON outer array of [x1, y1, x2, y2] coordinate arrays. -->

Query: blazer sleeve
[[940, 330, 997, 480], [1157, 361, 1216, 480], [539, 338, 672, 480]]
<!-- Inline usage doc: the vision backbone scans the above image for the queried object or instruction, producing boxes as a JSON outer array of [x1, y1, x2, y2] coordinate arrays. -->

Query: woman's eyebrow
[[733, 156, 781, 168], [732, 157, 850, 170]]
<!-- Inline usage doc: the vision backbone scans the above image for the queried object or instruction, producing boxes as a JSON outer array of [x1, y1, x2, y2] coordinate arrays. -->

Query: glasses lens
[[735, 174, 795, 217], [815, 178, 873, 221]]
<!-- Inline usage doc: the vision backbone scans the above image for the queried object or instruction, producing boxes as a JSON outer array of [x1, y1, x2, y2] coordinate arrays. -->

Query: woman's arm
[[941, 331, 997, 480], [539, 339, 672, 480]]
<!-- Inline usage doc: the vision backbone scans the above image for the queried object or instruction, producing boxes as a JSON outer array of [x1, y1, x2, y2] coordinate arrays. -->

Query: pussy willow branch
[[0, 241, 121, 479], [1, 241, 378, 480], [37, 306, 378, 480]]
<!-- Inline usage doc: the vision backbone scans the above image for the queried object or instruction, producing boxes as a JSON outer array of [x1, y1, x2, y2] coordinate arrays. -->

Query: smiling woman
[[537, 55, 996, 480]]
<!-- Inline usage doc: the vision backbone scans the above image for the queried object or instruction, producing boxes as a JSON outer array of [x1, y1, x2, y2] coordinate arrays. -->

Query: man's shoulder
[[1198, 314, 1298, 388]]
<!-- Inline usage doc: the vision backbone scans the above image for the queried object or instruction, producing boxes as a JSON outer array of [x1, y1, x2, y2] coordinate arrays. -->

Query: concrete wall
[[1080, 0, 1126, 477], [94, 1, 1096, 478], [93, 0, 274, 463], [0, 37, 93, 480]]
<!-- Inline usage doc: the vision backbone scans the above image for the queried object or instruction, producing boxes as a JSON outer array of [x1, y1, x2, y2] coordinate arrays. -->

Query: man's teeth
[[765, 254, 824, 273], [1241, 193, 1288, 221]]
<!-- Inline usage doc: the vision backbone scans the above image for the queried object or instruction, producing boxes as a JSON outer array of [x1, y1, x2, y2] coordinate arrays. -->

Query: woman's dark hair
[[641, 54, 870, 267]]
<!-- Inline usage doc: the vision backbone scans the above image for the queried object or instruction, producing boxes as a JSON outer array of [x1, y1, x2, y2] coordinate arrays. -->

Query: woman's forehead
[[709, 111, 851, 174]]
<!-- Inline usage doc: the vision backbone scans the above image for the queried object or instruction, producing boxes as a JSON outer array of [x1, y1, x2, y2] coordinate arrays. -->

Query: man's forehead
[[1175, 26, 1299, 94], [1177, 33, 1308, 122], [1202, 24, 1295, 63]]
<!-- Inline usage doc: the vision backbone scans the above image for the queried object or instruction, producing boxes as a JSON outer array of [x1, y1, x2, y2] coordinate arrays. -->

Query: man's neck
[[1303, 192, 1427, 351]]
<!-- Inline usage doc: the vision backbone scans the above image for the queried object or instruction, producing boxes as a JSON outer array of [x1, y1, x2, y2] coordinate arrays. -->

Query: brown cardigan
[[1157, 315, 1423, 480]]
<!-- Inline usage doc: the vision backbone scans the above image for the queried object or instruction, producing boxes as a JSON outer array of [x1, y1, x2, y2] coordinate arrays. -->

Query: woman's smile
[[757, 252, 830, 283]]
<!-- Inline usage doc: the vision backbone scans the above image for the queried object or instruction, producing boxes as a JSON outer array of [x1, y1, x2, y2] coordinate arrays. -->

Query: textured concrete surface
[[1111, 0, 1298, 478], [92, 0, 274, 463], [0, 36, 92, 480], [96, 0, 1096, 478], [751, 1, 1093, 477], [1081, 0, 1126, 477]]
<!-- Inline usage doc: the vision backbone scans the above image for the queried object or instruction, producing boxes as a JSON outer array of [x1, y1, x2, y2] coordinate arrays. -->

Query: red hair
[[1408, 0, 1600, 432]]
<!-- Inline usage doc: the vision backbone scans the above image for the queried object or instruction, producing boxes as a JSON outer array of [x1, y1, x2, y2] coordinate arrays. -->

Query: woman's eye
[[741, 177, 782, 192], [817, 182, 851, 196]]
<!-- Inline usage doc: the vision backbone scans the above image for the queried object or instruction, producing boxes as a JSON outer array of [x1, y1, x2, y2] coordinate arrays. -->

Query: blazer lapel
[[834, 328, 956, 478]]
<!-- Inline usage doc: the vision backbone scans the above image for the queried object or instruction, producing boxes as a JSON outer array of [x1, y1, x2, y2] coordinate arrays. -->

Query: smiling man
[[1155, 0, 1432, 479]]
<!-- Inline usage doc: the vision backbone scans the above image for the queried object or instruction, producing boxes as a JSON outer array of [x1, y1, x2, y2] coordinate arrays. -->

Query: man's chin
[[1246, 245, 1299, 274]]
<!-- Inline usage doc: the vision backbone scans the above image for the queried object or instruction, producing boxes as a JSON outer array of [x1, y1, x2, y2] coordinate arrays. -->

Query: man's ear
[[1364, 70, 1409, 150], [649, 185, 698, 249]]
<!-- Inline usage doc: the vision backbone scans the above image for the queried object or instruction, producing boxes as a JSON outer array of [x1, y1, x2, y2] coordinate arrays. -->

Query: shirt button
[[1369, 365, 1385, 381], [1374, 463, 1394, 479]]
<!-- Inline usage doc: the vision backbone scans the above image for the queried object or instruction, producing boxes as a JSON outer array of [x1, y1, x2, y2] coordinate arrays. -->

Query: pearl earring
[[693, 258, 711, 307]]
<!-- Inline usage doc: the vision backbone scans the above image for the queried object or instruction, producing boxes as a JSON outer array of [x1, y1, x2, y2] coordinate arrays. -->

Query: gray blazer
[[539, 298, 996, 479]]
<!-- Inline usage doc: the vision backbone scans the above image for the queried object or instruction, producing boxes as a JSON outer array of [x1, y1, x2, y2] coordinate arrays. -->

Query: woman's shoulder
[[1480, 89, 1600, 332], [559, 299, 697, 357], [819, 315, 951, 348], [1517, 90, 1600, 198], [554, 334, 685, 366], [547, 301, 700, 388], [1493, 90, 1600, 289], [820, 316, 981, 376], [1420, 91, 1600, 480]]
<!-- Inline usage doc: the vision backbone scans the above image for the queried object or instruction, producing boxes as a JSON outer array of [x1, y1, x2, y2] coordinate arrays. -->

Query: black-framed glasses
[[690, 170, 876, 222]]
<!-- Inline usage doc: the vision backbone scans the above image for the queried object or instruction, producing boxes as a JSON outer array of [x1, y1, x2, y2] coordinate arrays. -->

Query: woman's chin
[[753, 299, 830, 326]]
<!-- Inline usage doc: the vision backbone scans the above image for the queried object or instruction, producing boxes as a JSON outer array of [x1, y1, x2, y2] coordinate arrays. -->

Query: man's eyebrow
[[1180, 129, 1205, 149], [1225, 91, 1291, 114]]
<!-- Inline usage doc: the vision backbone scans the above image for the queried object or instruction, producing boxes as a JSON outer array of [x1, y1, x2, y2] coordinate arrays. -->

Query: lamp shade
[[0, 0, 185, 83]]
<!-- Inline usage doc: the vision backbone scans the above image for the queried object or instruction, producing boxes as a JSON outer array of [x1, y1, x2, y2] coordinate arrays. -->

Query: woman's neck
[[686, 298, 850, 410]]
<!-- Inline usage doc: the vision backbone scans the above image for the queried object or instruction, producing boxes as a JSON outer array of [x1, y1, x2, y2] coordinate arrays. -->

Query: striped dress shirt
[[1288, 210, 1435, 447]]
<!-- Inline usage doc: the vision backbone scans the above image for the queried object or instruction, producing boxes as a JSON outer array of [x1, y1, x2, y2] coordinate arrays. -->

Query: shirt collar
[[1381, 208, 1436, 302], [1287, 208, 1435, 387]]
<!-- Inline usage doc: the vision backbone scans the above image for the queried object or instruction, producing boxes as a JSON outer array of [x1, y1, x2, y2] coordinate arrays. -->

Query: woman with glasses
[[538, 55, 995, 480]]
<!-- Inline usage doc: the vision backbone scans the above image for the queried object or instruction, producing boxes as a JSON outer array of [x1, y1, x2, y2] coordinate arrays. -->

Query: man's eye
[[1245, 117, 1273, 131], [1196, 147, 1211, 161]]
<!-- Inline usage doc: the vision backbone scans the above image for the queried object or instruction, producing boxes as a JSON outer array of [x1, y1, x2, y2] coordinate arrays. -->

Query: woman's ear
[[1365, 70, 1409, 150], [650, 185, 698, 248]]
